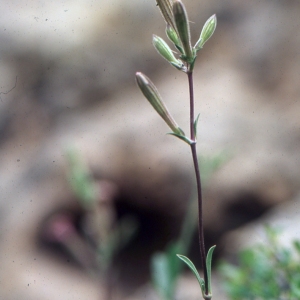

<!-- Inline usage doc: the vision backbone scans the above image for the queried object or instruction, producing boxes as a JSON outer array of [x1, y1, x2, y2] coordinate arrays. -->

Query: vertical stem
[[187, 70, 208, 295]]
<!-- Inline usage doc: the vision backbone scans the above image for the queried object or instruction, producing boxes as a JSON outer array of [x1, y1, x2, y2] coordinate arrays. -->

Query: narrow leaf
[[206, 245, 216, 294], [168, 132, 193, 145], [176, 254, 206, 297], [194, 113, 200, 139]]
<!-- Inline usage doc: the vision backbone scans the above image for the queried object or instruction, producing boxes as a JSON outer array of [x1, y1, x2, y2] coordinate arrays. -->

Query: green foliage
[[66, 149, 138, 274], [67, 148, 96, 208], [151, 242, 183, 300], [220, 226, 300, 300], [177, 254, 206, 296]]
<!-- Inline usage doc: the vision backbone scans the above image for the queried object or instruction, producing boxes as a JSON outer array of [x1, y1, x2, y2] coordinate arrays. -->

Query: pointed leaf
[[206, 245, 216, 294], [194, 113, 200, 139], [176, 254, 206, 297], [168, 132, 194, 145]]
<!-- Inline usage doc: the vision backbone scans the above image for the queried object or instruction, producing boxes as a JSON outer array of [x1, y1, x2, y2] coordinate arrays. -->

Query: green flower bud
[[135, 72, 185, 136], [152, 35, 183, 69], [166, 24, 180, 46], [173, 0, 193, 62], [195, 14, 217, 51]]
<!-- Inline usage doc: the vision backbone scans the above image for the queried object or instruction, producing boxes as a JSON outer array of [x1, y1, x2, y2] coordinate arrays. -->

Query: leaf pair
[[177, 245, 216, 299]]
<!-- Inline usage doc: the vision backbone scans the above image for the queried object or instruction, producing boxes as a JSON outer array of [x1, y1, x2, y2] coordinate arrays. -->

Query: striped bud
[[135, 72, 185, 136], [195, 14, 217, 51], [156, 0, 177, 34], [173, 0, 193, 62], [152, 35, 183, 69], [166, 24, 180, 47]]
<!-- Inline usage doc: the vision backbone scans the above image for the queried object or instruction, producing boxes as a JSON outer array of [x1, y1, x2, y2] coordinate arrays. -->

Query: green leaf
[[66, 149, 96, 208], [168, 132, 194, 145], [176, 254, 206, 297], [194, 113, 200, 139], [170, 61, 187, 72], [294, 240, 300, 254], [206, 245, 216, 294], [151, 242, 183, 300], [151, 253, 174, 299]]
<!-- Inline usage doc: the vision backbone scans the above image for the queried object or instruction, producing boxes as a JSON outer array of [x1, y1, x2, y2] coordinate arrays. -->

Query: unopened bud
[[135, 72, 185, 136], [156, 0, 177, 34], [166, 24, 180, 47], [173, 0, 193, 62], [195, 14, 217, 51], [152, 35, 183, 69]]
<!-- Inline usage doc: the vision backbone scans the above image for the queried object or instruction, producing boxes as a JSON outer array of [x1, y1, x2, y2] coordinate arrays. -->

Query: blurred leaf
[[220, 226, 300, 299], [293, 240, 300, 254], [151, 242, 183, 300], [98, 216, 138, 271], [66, 149, 96, 208], [152, 252, 174, 300]]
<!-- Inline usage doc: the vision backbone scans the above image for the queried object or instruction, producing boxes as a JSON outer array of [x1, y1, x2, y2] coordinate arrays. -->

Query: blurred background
[[1, 0, 300, 299]]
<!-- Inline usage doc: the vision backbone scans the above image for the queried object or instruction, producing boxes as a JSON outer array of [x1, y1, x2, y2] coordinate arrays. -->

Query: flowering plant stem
[[135, 1, 217, 298], [188, 70, 209, 295]]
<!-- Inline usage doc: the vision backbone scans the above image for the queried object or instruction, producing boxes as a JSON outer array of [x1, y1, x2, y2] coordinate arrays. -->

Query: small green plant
[[66, 149, 137, 299], [220, 226, 300, 300], [135, 0, 217, 299]]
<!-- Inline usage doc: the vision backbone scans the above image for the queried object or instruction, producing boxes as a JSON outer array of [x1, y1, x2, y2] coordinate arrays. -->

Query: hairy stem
[[187, 70, 208, 295]]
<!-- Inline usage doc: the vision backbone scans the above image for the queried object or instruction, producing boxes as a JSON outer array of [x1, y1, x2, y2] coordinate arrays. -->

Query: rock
[[222, 192, 300, 256]]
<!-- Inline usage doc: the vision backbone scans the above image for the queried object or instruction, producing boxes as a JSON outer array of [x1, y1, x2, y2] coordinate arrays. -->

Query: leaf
[[168, 132, 194, 145], [206, 245, 216, 294], [176, 254, 206, 297], [151, 252, 174, 299], [294, 240, 300, 254], [194, 113, 200, 139], [151, 242, 183, 300]]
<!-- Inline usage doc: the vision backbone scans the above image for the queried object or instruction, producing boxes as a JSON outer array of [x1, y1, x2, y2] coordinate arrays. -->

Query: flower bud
[[156, 0, 178, 34], [166, 24, 180, 47], [195, 14, 217, 51], [135, 72, 185, 136], [173, 0, 193, 62], [152, 35, 183, 69]]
